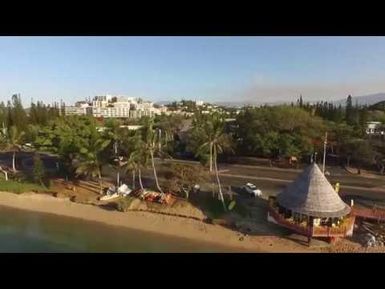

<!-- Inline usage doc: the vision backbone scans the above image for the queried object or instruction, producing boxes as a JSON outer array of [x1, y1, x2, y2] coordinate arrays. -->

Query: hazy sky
[[1, 36, 385, 105]]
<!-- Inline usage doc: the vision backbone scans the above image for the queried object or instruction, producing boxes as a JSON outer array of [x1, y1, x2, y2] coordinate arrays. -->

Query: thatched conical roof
[[276, 163, 351, 218]]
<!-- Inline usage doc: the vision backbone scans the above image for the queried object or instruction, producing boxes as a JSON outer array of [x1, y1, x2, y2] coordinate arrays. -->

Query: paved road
[[0, 151, 58, 172], [159, 158, 384, 184], [218, 172, 385, 193], [104, 157, 385, 211], [161, 158, 343, 174], [155, 158, 385, 199]]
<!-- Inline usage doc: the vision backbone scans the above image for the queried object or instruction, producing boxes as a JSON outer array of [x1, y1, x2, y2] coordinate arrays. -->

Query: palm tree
[[192, 112, 216, 172], [0, 126, 25, 173], [142, 119, 164, 194], [194, 113, 233, 210], [105, 119, 124, 187], [155, 114, 185, 152], [122, 130, 148, 191], [0, 166, 8, 181], [125, 149, 146, 191], [75, 132, 110, 194], [124, 154, 137, 189]]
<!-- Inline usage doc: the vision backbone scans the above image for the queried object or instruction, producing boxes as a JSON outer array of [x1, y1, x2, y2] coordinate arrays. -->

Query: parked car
[[271, 155, 298, 168], [22, 143, 33, 150], [242, 183, 262, 197], [192, 184, 200, 193]]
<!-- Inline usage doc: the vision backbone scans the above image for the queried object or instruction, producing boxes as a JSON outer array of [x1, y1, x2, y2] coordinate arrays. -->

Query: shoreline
[[0, 191, 316, 252]]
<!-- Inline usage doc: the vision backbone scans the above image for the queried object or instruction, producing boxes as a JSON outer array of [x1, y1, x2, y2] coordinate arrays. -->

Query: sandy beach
[[3, 191, 383, 253], [0, 191, 326, 252]]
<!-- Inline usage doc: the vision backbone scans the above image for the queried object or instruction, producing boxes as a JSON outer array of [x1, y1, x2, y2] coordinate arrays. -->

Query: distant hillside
[[219, 93, 385, 107], [157, 92, 385, 108], [369, 100, 385, 111], [154, 100, 172, 106], [214, 100, 290, 107], [214, 101, 253, 107], [334, 93, 385, 106]]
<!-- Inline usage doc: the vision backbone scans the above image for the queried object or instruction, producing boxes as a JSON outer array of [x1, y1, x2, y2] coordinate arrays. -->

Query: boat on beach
[[117, 184, 132, 196], [100, 193, 120, 201], [99, 184, 132, 201]]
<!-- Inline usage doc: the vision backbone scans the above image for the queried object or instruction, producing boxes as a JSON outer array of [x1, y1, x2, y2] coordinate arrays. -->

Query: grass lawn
[[189, 192, 249, 219], [0, 178, 49, 194], [199, 196, 226, 219]]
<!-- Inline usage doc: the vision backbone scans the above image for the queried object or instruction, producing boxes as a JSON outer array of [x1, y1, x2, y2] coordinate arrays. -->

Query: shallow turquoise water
[[0, 205, 244, 253]]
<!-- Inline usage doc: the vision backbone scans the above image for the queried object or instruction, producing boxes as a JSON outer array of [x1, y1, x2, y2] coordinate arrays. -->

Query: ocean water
[[0, 205, 245, 253]]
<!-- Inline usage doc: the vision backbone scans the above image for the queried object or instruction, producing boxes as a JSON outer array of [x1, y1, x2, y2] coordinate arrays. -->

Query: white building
[[119, 125, 143, 130], [366, 121, 383, 135], [65, 95, 164, 118], [64, 101, 92, 116], [92, 95, 112, 108], [97, 125, 143, 132], [92, 106, 131, 118]]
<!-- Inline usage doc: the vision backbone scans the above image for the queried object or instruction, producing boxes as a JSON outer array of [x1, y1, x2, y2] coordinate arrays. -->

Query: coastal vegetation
[[32, 153, 45, 186], [1, 93, 385, 253], [116, 196, 137, 212], [0, 93, 385, 204], [0, 177, 47, 194]]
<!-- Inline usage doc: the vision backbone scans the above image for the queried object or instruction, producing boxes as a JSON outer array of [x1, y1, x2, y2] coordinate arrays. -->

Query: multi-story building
[[64, 101, 92, 116], [366, 121, 384, 135], [92, 106, 131, 118], [65, 95, 165, 118]]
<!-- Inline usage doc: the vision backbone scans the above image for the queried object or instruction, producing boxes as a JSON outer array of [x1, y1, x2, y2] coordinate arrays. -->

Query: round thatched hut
[[267, 163, 355, 243]]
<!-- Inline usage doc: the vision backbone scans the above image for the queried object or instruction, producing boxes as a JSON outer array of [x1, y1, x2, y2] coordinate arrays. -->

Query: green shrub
[[43, 178, 52, 189], [0, 178, 48, 194], [116, 196, 136, 212], [198, 195, 226, 219], [33, 153, 45, 185]]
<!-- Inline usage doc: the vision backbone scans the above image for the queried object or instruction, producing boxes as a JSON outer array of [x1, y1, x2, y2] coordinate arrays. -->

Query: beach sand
[[0, 191, 322, 252], [2, 191, 381, 252]]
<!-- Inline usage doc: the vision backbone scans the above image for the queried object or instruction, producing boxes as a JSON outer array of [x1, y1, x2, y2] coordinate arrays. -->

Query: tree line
[[232, 95, 384, 172], [1, 93, 385, 195]]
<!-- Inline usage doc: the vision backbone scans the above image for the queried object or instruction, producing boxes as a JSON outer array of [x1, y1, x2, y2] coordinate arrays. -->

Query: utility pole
[[114, 141, 120, 187], [322, 132, 328, 174]]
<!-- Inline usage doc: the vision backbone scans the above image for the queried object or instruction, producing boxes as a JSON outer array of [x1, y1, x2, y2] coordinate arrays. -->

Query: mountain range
[[214, 93, 385, 107], [332, 93, 385, 106], [155, 93, 385, 108]]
